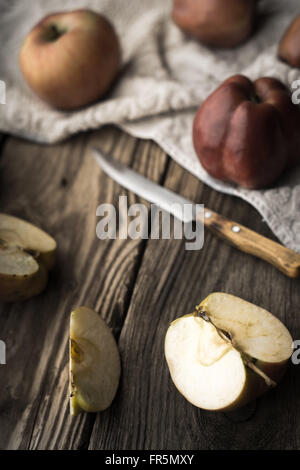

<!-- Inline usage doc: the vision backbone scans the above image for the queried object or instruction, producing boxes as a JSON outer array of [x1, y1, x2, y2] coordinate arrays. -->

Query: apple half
[[165, 293, 293, 411], [0, 213, 56, 302], [69, 307, 121, 416]]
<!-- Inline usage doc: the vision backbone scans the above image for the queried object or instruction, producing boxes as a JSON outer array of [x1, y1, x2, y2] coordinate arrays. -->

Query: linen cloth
[[0, 0, 300, 251]]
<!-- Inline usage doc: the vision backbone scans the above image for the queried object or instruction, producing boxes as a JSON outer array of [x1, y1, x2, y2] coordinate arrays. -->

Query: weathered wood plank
[[1, 127, 299, 450], [0, 127, 168, 449], [89, 158, 300, 450]]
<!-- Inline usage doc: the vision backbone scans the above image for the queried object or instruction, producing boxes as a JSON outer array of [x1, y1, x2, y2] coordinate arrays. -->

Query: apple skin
[[198, 294, 291, 411], [278, 15, 300, 68], [165, 293, 293, 412], [0, 262, 48, 303], [193, 75, 300, 189], [69, 307, 121, 415], [167, 315, 290, 413], [19, 9, 121, 110], [0, 213, 56, 302], [172, 0, 257, 48], [218, 358, 289, 412]]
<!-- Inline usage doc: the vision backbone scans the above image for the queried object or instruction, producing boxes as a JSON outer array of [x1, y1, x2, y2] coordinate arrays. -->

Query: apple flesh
[[0, 213, 56, 302], [165, 293, 293, 411], [70, 306, 121, 415], [278, 14, 300, 68], [19, 9, 121, 110], [172, 0, 257, 48]]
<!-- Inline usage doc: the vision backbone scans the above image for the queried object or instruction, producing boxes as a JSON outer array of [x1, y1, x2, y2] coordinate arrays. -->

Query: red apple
[[19, 9, 121, 110], [193, 75, 300, 189], [172, 0, 257, 48]]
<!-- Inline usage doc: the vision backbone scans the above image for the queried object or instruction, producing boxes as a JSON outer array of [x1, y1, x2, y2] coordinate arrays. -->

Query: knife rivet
[[232, 225, 240, 233], [205, 211, 212, 219]]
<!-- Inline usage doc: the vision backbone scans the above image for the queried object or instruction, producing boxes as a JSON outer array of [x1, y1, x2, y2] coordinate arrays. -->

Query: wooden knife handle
[[199, 208, 300, 278]]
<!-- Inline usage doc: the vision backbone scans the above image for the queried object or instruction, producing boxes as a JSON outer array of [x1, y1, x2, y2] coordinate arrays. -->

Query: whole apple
[[172, 0, 257, 48], [193, 75, 300, 189], [278, 14, 300, 68], [19, 9, 121, 110]]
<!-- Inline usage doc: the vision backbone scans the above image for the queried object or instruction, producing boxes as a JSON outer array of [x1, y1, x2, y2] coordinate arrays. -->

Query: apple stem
[[193, 306, 277, 388], [46, 24, 67, 42]]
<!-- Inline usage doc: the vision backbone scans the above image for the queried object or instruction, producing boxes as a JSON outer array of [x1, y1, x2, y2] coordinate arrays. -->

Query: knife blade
[[92, 147, 300, 278], [93, 148, 198, 223]]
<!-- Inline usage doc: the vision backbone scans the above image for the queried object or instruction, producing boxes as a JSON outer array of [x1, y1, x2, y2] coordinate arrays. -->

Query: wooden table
[[0, 126, 299, 450]]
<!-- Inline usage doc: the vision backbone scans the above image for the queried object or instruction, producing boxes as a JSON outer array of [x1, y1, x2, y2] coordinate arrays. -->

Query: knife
[[92, 148, 300, 278]]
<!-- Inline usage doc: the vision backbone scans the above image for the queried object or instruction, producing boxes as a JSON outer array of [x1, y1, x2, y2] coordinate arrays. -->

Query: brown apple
[[19, 9, 121, 110], [193, 74, 300, 189], [172, 0, 257, 48], [278, 14, 300, 68]]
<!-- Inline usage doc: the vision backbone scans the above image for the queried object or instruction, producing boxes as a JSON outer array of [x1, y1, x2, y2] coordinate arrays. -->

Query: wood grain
[[0, 127, 299, 450], [0, 127, 167, 449], [89, 157, 300, 451]]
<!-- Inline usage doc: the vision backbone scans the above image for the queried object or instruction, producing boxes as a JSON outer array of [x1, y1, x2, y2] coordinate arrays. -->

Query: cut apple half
[[0, 213, 56, 302], [69, 307, 121, 416], [165, 293, 293, 411]]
